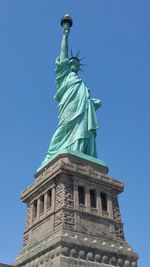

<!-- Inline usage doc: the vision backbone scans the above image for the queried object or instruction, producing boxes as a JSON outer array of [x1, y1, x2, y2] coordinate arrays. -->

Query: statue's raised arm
[[60, 15, 73, 61]]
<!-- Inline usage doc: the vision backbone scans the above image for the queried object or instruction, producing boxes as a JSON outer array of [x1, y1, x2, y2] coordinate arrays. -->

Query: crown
[[69, 50, 86, 71]]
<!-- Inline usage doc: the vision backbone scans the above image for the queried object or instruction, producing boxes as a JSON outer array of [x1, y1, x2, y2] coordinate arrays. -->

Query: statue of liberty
[[40, 15, 101, 168]]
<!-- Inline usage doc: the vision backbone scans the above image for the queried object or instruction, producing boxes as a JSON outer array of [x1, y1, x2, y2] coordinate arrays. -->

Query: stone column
[[37, 198, 40, 219], [96, 190, 102, 215], [85, 187, 90, 212], [52, 185, 56, 212], [51, 185, 56, 230], [107, 193, 113, 219], [73, 179, 79, 230], [31, 200, 38, 222], [44, 192, 48, 214], [30, 203, 34, 224], [73, 180, 79, 210]]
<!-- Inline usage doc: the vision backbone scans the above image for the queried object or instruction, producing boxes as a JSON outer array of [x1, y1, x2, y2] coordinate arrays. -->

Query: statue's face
[[69, 58, 80, 73]]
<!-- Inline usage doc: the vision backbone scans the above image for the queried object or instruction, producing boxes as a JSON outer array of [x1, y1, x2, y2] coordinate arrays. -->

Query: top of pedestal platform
[[36, 149, 108, 177]]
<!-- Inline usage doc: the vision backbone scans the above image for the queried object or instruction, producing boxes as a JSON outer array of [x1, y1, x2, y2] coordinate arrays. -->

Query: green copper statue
[[41, 15, 101, 168]]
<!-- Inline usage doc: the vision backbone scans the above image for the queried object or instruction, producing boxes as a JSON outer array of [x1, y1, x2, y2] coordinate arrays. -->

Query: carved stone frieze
[[63, 210, 74, 227], [112, 196, 125, 240], [63, 181, 74, 208], [23, 204, 31, 247], [24, 204, 31, 231], [112, 196, 122, 223], [55, 210, 63, 227], [115, 223, 125, 240], [55, 182, 64, 210]]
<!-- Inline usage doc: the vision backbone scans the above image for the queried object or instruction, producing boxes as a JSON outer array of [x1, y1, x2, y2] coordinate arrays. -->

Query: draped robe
[[41, 57, 101, 166]]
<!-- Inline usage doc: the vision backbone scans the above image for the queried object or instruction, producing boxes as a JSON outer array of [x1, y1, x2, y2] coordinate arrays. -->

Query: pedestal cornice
[[21, 152, 124, 202]]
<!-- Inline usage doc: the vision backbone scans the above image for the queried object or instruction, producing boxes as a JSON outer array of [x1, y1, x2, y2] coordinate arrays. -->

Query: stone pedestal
[[14, 153, 138, 267]]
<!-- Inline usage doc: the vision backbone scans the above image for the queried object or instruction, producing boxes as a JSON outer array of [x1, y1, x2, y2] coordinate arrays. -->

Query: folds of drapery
[[41, 57, 101, 166]]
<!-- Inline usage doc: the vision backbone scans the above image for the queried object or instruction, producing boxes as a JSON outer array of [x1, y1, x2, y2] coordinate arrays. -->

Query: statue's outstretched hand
[[63, 28, 70, 36], [63, 22, 70, 36]]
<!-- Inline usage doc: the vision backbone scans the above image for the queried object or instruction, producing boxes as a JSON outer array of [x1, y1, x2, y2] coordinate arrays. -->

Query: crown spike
[[76, 50, 80, 58], [71, 49, 73, 57], [79, 57, 85, 61], [79, 68, 83, 72]]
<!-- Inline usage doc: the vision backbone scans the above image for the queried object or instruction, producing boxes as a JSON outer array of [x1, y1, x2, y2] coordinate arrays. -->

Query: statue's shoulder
[[55, 56, 69, 66], [68, 72, 76, 78], [55, 56, 70, 76]]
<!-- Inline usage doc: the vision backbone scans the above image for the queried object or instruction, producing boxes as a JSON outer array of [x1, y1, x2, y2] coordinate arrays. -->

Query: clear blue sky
[[0, 1, 149, 266]]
